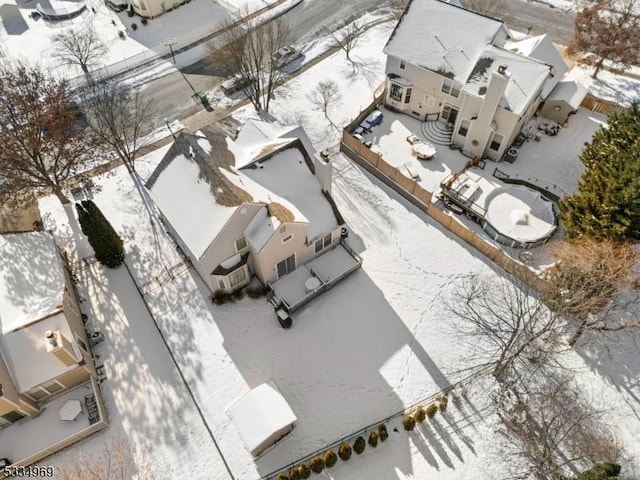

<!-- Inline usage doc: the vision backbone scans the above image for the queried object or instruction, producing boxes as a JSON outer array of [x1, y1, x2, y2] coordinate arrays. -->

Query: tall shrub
[[77, 200, 125, 268]]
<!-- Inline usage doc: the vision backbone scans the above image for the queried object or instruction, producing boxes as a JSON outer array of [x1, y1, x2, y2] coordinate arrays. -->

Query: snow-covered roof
[[465, 45, 551, 115], [505, 35, 567, 98], [240, 148, 337, 243], [384, 0, 506, 82], [227, 382, 297, 456], [0, 232, 65, 334], [244, 207, 280, 252], [147, 122, 334, 259], [546, 80, 588, 109], [1, 312, 81, 392]]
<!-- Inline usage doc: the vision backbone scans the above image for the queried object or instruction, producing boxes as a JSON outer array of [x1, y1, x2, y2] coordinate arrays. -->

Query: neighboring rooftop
[[1, 312, 81, 392], [0, 232, 65, 334], [504, 34, 567, 98], [465, 45, 551, 115], [384, 0, 506, 82]]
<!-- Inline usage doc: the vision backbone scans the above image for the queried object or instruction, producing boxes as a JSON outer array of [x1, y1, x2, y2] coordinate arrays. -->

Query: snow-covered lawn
[[565, 65, 640, 107], [232, 19, 393, 149]]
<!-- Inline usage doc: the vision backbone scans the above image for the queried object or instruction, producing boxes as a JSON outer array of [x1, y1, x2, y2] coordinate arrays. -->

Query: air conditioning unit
[[503, 147, 519, 163]]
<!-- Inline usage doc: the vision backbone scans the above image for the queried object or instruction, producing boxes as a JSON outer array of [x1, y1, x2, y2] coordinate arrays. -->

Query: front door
[[441, 105, 459, 125], [277, 254, 296, 278]]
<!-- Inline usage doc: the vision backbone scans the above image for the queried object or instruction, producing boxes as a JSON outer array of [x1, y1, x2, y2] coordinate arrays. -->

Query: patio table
[[59, 399, 82, 421]]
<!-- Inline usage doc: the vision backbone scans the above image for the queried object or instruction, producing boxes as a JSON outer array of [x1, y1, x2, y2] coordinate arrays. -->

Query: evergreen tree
[[560, 103, 640, 240], [575, 462, 621, 480], [76, 200, 125, 268]]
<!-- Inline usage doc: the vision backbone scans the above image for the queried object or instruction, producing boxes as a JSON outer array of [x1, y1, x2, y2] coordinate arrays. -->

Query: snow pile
[[565, 65, 640, 107]]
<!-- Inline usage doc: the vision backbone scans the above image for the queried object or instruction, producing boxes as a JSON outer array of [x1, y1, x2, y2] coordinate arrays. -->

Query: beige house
[[0, 232, 105, 465], [383, 0, 569, 161], [146, 121, 346, 296]]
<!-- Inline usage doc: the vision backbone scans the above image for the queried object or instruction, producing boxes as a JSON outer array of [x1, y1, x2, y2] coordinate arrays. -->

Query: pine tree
[[575, 463, 621, 480], [76, 200, 125, 268], [560, 103, 640, 240]]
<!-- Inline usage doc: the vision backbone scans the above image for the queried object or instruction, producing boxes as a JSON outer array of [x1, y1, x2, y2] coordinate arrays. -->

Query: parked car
[[221, 74, 255, 95], [273, 46, 302, 69]]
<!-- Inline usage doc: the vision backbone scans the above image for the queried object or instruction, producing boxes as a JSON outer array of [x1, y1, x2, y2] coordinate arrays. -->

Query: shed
[[540, 80, 588, 124], [227, 382, 297, 457]]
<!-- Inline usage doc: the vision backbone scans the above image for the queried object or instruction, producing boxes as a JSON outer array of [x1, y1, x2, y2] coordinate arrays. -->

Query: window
[[228, 267, 247, 288], [400, 60, 406, 70], [25, 380, 63, 401], [404, 87, 412, 104], [1, 411, 25, 424], [277, 255, 296, 278], [282, 234, 293, 244], [458, 120, 470, 137], [75, 334, 88, 354], [314, 233, 333, 253], [42, 379, 63, 394], [490, 133, 504, 151], [441, 78, 461, 98], [389, 83, 403, 102], [234, 236, 247, 252], [218, 279, 225, 290]]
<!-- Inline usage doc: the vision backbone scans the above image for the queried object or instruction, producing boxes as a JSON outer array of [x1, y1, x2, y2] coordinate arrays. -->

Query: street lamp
[[164, 37, 177, 64]]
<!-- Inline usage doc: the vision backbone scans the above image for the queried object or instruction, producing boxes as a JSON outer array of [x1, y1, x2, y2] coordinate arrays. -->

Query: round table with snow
[[59, 399, 82, 421], [304, 277, 322, 293]]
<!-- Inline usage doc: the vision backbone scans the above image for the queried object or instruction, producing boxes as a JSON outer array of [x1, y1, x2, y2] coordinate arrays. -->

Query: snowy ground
[[0, 0, 277, 81], [565, 65, 640, 107]]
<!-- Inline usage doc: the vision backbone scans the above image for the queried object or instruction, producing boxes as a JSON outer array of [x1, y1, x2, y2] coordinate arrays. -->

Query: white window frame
[[25, 379, 64, 401], [489, 132, 504, 151], [314, 232, 333, 254], [218, 279, 226, 290], [399, 60, 406, 70], [441, 78, 461, 98], [389, 83, 403, 102], [404, 87, 412, 104], [458, 120, 470, 137], [234, 236, 248, 252], [228, 266, 247, 288]]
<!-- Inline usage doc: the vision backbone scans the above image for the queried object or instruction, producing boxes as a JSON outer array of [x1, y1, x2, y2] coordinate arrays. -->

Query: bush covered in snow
[[323, 449, 338, 467], [378, 424, 389, 442], [353, 436, 366, 454], [368, 430, 379, 447], [425, 404, 438, 418], [338, 442, 352, 460], [414, 406, 426, 422], [275, 474, 288, 480], [297, 463, 310, 479], [310, 456, 324, 473], [402, 415, 416, 431], [438, 395, 448, 412], [288, 466, 301, 480]]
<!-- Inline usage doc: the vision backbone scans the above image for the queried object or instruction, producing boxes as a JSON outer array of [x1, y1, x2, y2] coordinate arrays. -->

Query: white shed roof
[[228, 382, 297, 455], [0, 232, 65, 334], [547, 80, 589, 109], [384, 0, 505, 82]]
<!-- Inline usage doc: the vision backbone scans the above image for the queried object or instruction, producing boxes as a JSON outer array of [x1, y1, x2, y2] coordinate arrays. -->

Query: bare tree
[[496, 374, 623, 480], [328, 21, 364, 61], [385, 0, 409, 22], [567, 0, 640, 78], [209, 12, 291, 113], [52, 26, 107, 76], [307, 79, 342, 130], [0, 61, 96, 205], [55, 437, 165, 480], [445, 274, 564, 382], [544, 239, 640, 346], [80, 79, 157, 175]]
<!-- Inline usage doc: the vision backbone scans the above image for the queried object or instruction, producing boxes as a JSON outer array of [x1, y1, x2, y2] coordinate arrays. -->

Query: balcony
[[0, 378, 107, 467]]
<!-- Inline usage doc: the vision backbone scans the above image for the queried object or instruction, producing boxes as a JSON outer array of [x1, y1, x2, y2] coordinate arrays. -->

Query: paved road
[[141, 0, 576, 127]]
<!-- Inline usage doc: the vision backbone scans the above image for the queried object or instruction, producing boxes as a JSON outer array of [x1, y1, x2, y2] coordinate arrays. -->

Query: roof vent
[[497, 64, 508, 75], [479, 86, 487, 96]]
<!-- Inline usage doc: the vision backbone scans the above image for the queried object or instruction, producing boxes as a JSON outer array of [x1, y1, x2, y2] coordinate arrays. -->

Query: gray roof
[[546, 80, 588, 109]]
